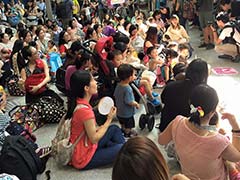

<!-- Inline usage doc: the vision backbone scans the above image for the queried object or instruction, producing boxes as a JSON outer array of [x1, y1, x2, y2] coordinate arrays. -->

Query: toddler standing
[[114, 64, 139, 138]]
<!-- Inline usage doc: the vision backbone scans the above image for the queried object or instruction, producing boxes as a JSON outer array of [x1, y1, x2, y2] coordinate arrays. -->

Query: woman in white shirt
[[163, 14, 189, 44]]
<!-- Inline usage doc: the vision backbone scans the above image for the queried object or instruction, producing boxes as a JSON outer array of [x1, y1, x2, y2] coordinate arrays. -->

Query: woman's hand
[[221, 112, 239, 130], [107, 106, 117, 121], [30, 85, 40, 94], [210, 25, 216, 32], [18, 78, 25, 91]]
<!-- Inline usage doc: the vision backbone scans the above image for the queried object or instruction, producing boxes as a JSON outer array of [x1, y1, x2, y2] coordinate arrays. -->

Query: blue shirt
[[114, 84, 135, 118]]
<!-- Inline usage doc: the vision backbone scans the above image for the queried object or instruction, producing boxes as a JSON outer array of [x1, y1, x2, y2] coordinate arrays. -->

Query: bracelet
[[232, 129, 240, 133]]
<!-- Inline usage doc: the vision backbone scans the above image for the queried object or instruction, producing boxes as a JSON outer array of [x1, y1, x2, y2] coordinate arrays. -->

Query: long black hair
[[75, 51, 91, 69], [10, 40, 25, 73], [65, 70, 91, 119], [58, 30, 67, 47]]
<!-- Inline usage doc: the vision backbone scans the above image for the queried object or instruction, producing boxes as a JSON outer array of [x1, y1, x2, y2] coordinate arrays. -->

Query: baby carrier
[[94, 36, 116, 98]]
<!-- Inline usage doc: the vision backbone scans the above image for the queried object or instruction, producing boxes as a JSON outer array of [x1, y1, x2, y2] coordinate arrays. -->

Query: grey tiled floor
[[9, 27, 240, 180]]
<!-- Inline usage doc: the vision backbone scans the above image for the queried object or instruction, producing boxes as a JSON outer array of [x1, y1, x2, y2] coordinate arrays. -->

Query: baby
[[47, 40, 58, 53]]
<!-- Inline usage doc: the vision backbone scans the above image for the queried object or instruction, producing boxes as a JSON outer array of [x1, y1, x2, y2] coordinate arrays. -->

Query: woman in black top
[[159, 58, 209, 132]]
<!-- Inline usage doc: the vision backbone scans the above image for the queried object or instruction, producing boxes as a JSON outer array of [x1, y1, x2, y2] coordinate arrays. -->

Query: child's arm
[[128, 101, 140, 109]]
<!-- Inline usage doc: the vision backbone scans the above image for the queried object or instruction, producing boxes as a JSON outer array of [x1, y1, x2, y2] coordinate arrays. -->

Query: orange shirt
[[70, 98, 98, 169]]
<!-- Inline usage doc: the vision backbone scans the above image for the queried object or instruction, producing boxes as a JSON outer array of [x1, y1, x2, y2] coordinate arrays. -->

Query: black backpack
[[222, 21, 240, 56], [55, 65, 66, 94], [222, 21, 240, 45], [0, 136, 45, 180]]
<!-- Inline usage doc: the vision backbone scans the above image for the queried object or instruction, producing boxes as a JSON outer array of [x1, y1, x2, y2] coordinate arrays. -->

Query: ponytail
[[65, 94, 77, 120]]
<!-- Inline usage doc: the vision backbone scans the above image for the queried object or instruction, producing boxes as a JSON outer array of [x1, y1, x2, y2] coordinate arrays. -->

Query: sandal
[[36, 146, 52, 158]]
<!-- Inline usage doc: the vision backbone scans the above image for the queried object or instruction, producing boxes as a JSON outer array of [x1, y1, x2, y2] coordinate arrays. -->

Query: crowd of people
[[0, 0, 240, 179]]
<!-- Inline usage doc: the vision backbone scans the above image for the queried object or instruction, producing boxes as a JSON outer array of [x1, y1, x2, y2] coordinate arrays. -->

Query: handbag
[[8, 105, 44, 132], [32, 96, 65, 123], [51, 104, 88, 166], [25, 73, 46, 95], [6, 75, 25, 96]]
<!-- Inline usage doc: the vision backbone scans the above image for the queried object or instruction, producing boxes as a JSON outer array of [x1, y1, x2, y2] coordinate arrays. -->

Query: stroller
[[131, 69, 162, 132], [93, 36, 116, 99]]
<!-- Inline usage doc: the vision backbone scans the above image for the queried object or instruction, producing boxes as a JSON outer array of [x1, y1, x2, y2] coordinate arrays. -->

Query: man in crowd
[[211, 11, 240, 61]]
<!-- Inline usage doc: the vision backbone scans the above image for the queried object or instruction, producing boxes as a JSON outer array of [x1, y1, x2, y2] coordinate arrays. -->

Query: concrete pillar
[[45, 0, 53, 20]]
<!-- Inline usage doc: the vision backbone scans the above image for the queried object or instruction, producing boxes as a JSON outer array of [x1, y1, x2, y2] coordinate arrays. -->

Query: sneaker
[[152, 92, 159, 97], [150, 98, 161, 106], [206, 43, 215, 50], [232, 55, 240, 63], [218, 54, 234, 60], [198, 43, 207, 48], [154, 82, 165, 89], [36, 146, 52, 158]]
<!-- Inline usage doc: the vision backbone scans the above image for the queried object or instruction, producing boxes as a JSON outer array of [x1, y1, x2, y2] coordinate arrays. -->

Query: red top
[[69, 98, 98, 169], [59, 44, 67, 54]]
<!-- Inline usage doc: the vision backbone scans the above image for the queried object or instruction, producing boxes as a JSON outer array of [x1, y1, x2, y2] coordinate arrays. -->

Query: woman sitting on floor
[[68, 70, 125, 170], [20, 45, 62, 104], [163, 15, 189, 44], [159, 84, 240, 179]]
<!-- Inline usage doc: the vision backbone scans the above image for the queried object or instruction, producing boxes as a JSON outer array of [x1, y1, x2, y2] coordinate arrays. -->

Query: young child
[[160, 48, 179, 82], [145, 47, 165, 87], [114, 64, 139, 138], [51, 22, 62, 46], [178, 43, 190, 64], [110, 50, 160, 106], [47, 40, 58, 53], [145, 46, 164, 71]]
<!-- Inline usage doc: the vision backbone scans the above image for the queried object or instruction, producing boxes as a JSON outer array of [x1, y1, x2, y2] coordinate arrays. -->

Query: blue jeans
[[83, 125, 125, 170]]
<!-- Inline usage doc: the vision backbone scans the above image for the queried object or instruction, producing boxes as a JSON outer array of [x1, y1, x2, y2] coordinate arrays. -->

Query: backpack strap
[[71, 104, 89, 147], [55, 104, 88, 140], [222, 23, 240, 54]]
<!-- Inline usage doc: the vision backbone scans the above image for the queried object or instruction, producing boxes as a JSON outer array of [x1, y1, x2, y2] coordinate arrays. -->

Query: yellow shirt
[[72, 0, 80, 15]]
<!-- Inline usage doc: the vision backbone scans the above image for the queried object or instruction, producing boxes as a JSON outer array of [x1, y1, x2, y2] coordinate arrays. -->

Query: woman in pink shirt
[[65, 51, 91, 93], [67, 70, 125, 169], [159, 84, 240, 179]]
